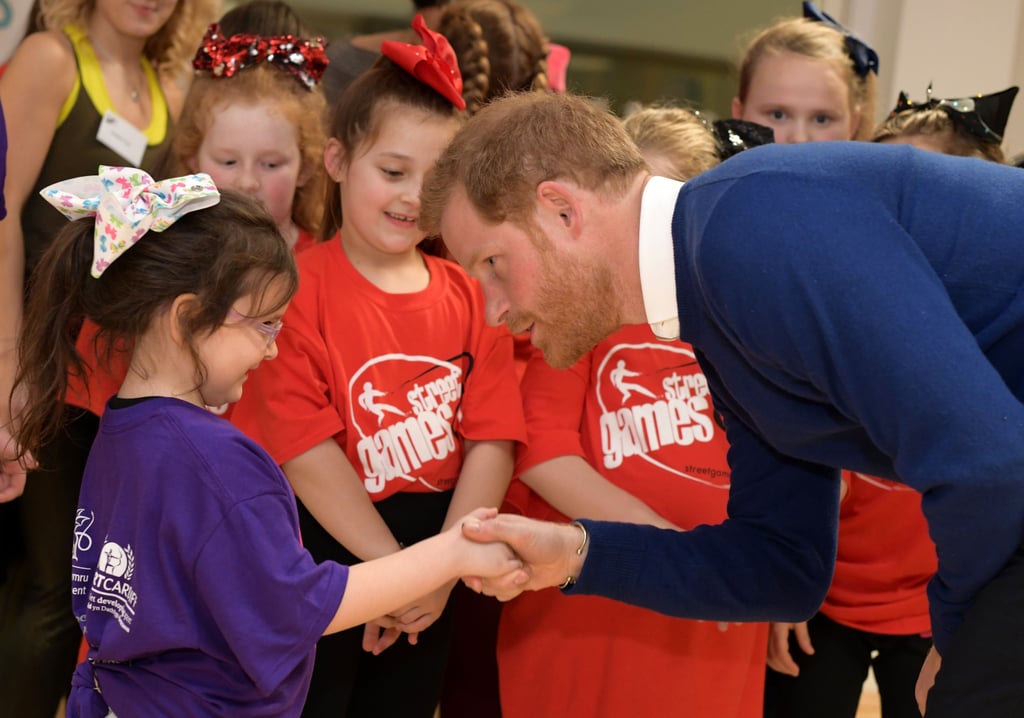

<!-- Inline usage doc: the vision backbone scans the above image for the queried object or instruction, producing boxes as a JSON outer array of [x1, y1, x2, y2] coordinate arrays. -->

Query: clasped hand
[[461, 512, 583, 601], [361, 508, 530, 655], [362, 581, 456, 655]]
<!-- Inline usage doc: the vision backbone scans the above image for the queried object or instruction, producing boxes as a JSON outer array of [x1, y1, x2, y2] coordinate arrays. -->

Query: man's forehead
[[441, 189, 493, 251]]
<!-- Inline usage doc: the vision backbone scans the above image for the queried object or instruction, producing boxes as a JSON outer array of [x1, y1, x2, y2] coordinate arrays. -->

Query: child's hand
[[766, 621, 814, 676], [916, 645, 940, 715], [361, 617, 404, 655], [392, 581, 455, 635]]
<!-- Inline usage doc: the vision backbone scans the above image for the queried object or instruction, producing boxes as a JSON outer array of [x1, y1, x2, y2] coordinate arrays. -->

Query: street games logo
[[349, 353, 470, 494], [594, 341, 729, 488]]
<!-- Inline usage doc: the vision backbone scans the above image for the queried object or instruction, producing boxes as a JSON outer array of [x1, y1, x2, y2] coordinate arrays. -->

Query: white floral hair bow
[[39, 165, 220, 278]]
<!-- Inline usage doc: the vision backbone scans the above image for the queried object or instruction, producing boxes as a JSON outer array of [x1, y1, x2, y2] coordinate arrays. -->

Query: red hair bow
[[193, 23, 329, 91], [381, 14, 465, 110]]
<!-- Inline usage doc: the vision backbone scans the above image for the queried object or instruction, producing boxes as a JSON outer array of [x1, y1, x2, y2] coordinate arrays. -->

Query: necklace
[[92, 45, 144, 104]]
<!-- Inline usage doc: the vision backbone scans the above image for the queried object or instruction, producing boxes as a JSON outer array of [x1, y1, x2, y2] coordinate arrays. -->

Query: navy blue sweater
[[572, 142, 1024, 655]]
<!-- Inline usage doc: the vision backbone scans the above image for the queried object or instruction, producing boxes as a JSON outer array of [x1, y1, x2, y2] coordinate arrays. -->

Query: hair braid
[[444, 8, 492, 114], [439, 0, 551, 114]]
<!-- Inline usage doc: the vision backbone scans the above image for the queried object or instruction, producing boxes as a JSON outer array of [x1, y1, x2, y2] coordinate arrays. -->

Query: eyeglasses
[[228, 308, 283, 349]]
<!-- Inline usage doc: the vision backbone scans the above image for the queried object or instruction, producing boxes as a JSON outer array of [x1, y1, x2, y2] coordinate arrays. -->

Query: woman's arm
[[0, 32, 76, 423]]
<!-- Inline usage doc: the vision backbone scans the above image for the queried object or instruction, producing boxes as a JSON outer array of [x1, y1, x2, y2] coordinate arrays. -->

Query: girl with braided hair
[[432, 6, 564, 713], [437, 0, 551, 116], [230, 15, 525, 717]]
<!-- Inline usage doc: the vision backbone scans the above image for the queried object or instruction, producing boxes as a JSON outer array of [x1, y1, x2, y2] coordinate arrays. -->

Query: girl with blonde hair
[[872, 84, 1018, 163], [732, 1, 877, 142]]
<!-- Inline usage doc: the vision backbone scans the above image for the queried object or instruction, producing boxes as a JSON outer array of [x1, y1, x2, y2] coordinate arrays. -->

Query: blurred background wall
[[256, 0, 1024, 155]]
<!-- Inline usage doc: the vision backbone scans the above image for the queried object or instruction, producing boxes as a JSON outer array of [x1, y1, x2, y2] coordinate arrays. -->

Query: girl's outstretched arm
[[323, 507, 523, 635]]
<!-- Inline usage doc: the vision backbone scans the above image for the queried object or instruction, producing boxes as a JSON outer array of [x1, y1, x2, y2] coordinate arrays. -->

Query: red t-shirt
[[292, 225, 318, 255], [823, 471, 936, 635], [499, 324, 767, 718], [231, 240, 525, 500]]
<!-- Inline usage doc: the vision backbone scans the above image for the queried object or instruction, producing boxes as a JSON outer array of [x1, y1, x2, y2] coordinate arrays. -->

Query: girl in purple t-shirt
[[8, 166, 522, 718]]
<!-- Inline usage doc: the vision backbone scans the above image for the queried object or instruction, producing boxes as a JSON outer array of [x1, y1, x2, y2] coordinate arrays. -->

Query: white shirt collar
[[638, 176, 683, 340]]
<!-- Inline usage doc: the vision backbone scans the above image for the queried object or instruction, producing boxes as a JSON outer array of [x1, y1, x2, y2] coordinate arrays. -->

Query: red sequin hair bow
[[193, 23, 329, 91], [381, 14, 465, 110]]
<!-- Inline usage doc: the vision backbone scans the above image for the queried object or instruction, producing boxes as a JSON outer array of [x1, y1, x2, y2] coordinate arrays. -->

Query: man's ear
[[167, 293, 200, 347], [323, 138, 347, 182], [536, 180, 582, 238]]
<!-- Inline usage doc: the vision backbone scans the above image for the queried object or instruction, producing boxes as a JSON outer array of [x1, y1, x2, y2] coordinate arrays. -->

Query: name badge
[[96, 110, 147, 166]]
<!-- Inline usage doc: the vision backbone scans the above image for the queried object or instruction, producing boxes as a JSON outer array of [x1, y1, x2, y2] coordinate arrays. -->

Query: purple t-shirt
[[68, 397, 348, 717]]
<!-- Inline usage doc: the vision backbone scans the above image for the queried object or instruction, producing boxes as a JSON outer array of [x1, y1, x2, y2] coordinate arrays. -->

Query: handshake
[[359, 508, 592, 656], [455, 508, 590, 601]]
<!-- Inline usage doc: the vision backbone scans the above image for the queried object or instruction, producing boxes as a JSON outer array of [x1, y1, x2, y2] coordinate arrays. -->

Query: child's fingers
[[792, 622, 815, 655], [466, 569, 530, 601], [461, 506, 499, 522], [361, 619, 407, 654], [398, 612, 440, 634]]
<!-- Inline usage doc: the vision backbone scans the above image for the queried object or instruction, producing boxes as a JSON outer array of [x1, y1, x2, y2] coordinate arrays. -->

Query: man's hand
[[461, 513, 586, 600]]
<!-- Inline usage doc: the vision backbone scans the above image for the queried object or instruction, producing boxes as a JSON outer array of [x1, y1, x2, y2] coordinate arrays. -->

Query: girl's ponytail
[[13, 219, 96, 458]]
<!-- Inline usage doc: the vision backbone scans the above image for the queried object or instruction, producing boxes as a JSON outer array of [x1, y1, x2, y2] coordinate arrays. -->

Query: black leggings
[[298, 490, 455, 718], [0, 408, 99, 718], [763, 612, 930, 718], [925, 543, 1024, 718]]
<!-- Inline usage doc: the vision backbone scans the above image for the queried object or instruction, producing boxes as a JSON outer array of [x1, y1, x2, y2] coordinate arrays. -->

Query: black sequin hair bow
[[891, 84, 1019, 144]]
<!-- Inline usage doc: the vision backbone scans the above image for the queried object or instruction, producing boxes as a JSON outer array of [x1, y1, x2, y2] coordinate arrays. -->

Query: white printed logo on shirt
[[71, 509, 95, 605], [349, 353, 466, 494], [73, 508, 95, 561], [595, 342, 728, 487], [87, 541, 138, 633]]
